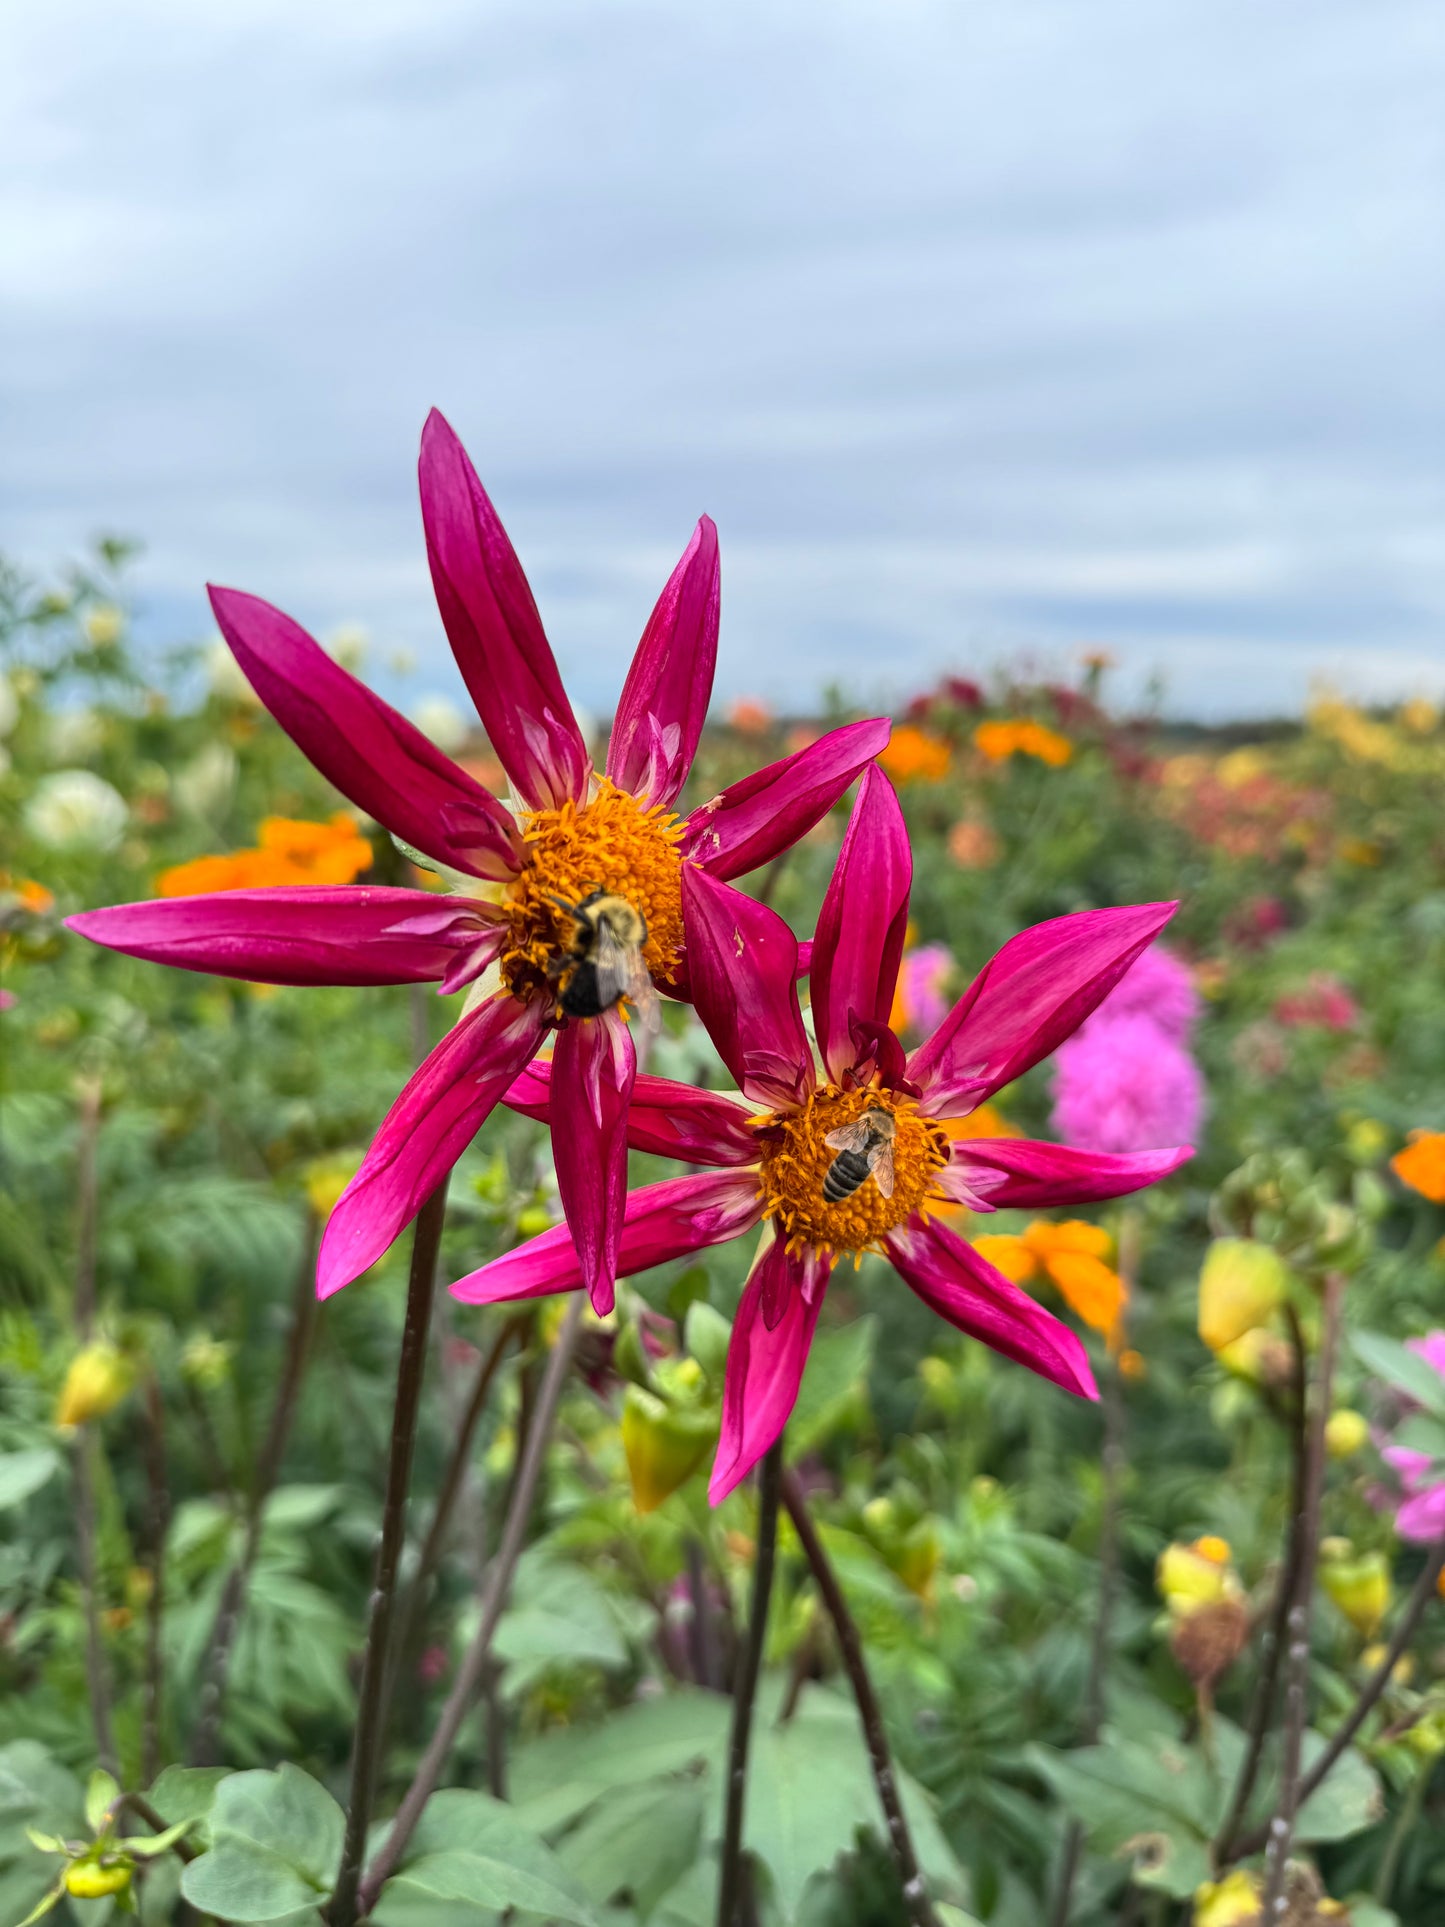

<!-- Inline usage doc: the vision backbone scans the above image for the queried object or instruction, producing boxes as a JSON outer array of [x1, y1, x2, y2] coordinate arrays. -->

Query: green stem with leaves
[[717, 1438, 784, 1927]]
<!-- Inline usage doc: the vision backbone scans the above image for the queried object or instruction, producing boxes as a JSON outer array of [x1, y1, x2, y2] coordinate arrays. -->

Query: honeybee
[[822, 1107, 897, 1203], [548, 891, 660, 1030]]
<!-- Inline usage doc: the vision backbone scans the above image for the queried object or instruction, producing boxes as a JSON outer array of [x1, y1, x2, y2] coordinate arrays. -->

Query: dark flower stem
[[70, 1077, 117, 1776], [1049, 1342, 1127, 1927], [141, 1372, 170, 1784], [1213, 1313, 1310, 1863], [717, 1438, 785, 1927], [1228, 1531, 1445, 1861], [781, 1465, 942, 1927], [190, 1210, 321, 1764], [356, 1293, 584, 1916], [329, 1181, 448, 1927], [383, 1314, 520, 1715], [1260, 1272, 1345, 1923]]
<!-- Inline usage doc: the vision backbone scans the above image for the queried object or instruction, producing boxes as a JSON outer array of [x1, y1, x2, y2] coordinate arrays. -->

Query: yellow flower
[[303, 1151, 364, 1221], [1320, 1545, 1391, 1639], [1325, 1408, 1370, 1459], [1393, 1131, 1445, 1204], [1157, 1536, 1241, 1618], [55, 1342, 132, 1428], [1192, 1870, 1262, 1927], [880, 724, 952, 783], [1400, 696, 1438, 736], [1197, 1239, 1287, 1353], [974, 1220, 1125, 1341]]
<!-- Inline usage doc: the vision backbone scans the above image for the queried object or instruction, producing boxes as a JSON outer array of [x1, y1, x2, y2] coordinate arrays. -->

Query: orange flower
[[973, 1219, 1125, 1342], [158, 813, 373, 897], [879, 724, 952, 783], [1393, 1132, 1445, 1205], [726, 697, 773, 736], [1, 873, 56, 913], [973, 718, 1073, 767], [947, 815, 1001, 869]]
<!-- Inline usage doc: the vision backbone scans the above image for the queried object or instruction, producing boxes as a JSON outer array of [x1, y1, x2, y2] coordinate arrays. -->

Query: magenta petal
[[419, 410, 591, 810], [682, 867, 814, 1109], [607, 516, 720, 807], [885, 1217, 1098, 1399], [955, 1137, 1193, 1211], [907, 902, 1180, 1116], [549, 1013, 636, 1317], [317, 993, 547, 1299], [450, 1170, 762, 1305], [505, 1059, 760, 1168], [810, 767, 911, 1084], [680, 717, 891, 882], [708, 1238, 830, 1504], [208, 587, 520, 880], [67, 888, 503, 989], [1397, 1483, 1445, 1542]]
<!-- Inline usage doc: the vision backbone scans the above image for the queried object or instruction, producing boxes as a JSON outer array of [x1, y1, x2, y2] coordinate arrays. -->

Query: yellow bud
[[1320, 1551, 1392, 1639], [1157, 1540, 1240, 1616], [181, 1334, 231, 1390], [1192, 1869, 1263, 1927], [893, 1520, 941, 1599], [65, 1859, 132, 1899], [1361, 1641, 1413, 1685], [55, 1342, 132, 1428], [515, 1204, 555, 1238], [1214, 1326, 1293, 1388], [1198, 1239, 1288, 1353], [303, 1151, 363, 1221], [918, 1355, 953, 1395], [1325, 1408, 1370, 1459], [620, 1385, 713, 1514]]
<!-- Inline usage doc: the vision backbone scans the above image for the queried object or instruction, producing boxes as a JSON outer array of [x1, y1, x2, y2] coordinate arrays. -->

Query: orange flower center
[[499, 779, 685, 1003], [754, 1084, 950, 1260]]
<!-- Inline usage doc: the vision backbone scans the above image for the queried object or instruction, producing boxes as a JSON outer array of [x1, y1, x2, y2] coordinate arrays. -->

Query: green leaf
[[788, 1318, 876, 1452], [683, 1301, 731, 1387], [370, 1849, 599, 1926], [0, 1449, 60, 1511], [120, 1818, 194, 1859], [259, 1485, 345, 1533], [1352, 1332, 1445, 1416], [1028, 1735, 1222, 1899], [1387, 1411, 1445, 1467], [369, 1787, 594, 1907], [557, 1778, 702, 1918], [1295, 1733, 1384, 1842], [181, 1840, 320, 1921], [726, 1689, 969, 1921], [146, 1766, 229, 1829], [86, 1769, 121, 1834], [511, 1691, 730, 1835], [207, 1764, 344, 1891]]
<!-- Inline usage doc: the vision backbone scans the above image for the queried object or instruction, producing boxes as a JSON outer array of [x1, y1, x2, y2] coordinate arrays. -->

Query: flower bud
[[1198, 1239, 1288, 1353], [1157, 1537, 1240, 1617], [65, 1859, 132, 1899], [1192, 1869, 1262, 1927], [620, 1385, 714, 1514], [55, 1342, 132, 1428], [1214, 1326, 1293, 1388], [1325, 1408, 1370, 1459], [1320, 1548, 1392, 1639]]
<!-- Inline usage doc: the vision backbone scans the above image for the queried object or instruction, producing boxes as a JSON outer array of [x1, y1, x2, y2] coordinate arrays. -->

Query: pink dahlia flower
[[1382, 1332, 1445, 1541], [1082, 941, 1201, 1042], [455, 767, 1192, 1501], [1051, 1012, 1206, 1155], [67, 411, 888, 1305]]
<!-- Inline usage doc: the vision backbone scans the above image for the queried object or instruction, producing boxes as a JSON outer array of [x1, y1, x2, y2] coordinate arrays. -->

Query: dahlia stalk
[[458, 766, 1193, 1499], [67, 411, 888, 1304]]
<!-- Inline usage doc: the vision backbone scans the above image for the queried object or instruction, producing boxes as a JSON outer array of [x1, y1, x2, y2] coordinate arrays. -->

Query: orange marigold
[[158, 813, 373, 897], [879, 724, 952, 783], [1393, 1131, 1445, 1205], [973, 718, 1073, 767], [973, 1218, 1125, 1342]]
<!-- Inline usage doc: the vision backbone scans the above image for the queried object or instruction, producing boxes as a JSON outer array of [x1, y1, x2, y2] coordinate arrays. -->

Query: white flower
[[25, 770, 128, 851], [173, 742, 238, 820], [206, 636, 262, 706], [0, 672, 18, 738], [82, 604, 125, 648], [324, 624, 368, 672], [47, 707, 105, 762], [408, 694, 468, 754]]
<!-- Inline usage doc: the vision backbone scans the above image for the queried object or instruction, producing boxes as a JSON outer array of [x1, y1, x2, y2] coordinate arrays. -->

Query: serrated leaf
[[370, 1849, 599, 1926], [0, 1449, 60, 1511]]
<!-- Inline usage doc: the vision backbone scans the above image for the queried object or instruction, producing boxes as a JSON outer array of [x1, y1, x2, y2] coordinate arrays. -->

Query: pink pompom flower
[[67, 411, 889, 1308], [456, 769, 1192, 1502]]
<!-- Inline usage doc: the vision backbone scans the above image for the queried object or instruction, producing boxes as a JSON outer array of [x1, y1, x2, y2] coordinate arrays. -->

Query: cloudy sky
[[3, 0, 1442, 721]]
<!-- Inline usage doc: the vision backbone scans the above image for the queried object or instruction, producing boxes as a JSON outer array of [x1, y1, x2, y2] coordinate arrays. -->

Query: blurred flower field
[[6, 542, 1445, 1926]]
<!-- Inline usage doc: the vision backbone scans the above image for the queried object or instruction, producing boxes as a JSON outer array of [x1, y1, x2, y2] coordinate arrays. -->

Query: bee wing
[[624, 953, 662, 1035], [867, 1139, 895, 1199], [589, 921, 636, 1011], [824, 1119, 875, 1154]]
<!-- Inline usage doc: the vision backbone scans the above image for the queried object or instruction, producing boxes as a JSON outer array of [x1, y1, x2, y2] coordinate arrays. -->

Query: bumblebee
[[822, 1107, 897, 1203], [548, 891, 659, 1029]]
